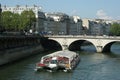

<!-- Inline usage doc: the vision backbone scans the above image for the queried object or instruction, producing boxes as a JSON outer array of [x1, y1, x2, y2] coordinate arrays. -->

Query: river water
[[0, 44, 120, 80]]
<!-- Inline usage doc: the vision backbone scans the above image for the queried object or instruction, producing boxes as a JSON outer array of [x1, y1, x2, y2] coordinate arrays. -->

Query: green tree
[[11, 13, 20, 31], [1, 11, 14, 31], [20, 10, 36, 31], [1, 10, 36, 32], [110, 23, 120, 36]]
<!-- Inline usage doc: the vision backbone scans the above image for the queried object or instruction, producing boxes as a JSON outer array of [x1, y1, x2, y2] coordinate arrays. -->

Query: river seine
[[0, 44, 120, 80]]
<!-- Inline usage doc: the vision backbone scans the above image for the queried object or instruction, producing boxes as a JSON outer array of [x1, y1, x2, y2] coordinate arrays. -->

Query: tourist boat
[[35, 50, 80, 72]]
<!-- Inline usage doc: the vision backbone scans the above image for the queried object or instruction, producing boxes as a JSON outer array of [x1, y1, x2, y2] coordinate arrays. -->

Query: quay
[[0, 34, 45, 65], [0, 35, 42, 50]]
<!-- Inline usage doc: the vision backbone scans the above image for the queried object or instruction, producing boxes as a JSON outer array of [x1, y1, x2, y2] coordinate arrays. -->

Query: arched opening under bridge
[[103, 41, 120, 54], [68, 40, 96, 52], [40, 39, 62, 51]]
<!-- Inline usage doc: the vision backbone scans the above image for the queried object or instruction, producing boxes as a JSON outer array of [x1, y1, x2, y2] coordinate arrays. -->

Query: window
[[51, 60, 57, 64]]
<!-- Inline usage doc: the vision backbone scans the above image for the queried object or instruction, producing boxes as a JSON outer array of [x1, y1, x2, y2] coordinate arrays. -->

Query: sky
[[0, 0, 120, 20]]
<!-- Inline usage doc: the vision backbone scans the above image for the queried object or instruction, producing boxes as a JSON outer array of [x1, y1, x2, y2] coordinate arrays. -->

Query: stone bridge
[[46, 35, 120, 53]]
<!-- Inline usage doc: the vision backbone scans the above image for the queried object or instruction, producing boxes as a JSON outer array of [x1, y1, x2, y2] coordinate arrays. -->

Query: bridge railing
[[44, 35, 120, 39]]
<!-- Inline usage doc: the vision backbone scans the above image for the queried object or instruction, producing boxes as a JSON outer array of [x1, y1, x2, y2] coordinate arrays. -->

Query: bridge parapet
[[45, 35, 120, 39], [0, 35, 42, 50]]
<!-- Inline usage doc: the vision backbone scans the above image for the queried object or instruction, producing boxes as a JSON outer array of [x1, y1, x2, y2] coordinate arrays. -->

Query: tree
[[20, 10, 36, 31], [1, 10, 36, 32], [1, 11, 14, 31], [11, 13, 20, 31], [110, 23, 120, 36]]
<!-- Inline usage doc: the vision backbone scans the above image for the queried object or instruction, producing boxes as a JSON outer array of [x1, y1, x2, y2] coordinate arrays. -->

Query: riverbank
[[0, 44, 44, 66]]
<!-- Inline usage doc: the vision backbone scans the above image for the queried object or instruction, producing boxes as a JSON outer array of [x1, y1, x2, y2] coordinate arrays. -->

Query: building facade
[[44, 12, 83, 35], [44, 12, 69, 35], [82, 18, 111, 35], [69, 16, 82, 35], [91, 19, 111, 35], [1, 5, 42, 18]]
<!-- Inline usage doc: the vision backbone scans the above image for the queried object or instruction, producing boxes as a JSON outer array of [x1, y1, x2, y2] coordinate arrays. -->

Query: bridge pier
[[62, 45, 68, 50], [96, 46, 103, 53]]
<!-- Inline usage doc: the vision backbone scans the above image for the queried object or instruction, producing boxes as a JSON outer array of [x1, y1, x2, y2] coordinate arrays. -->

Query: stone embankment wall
[[0, 35, 45, 65]]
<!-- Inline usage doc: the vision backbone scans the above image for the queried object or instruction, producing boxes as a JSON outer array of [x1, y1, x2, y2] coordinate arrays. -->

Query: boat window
[[51, 60, 57, 64]]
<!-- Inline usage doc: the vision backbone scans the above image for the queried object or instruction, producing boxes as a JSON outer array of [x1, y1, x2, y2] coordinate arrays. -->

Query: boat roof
[[42, 50, 77, 59]]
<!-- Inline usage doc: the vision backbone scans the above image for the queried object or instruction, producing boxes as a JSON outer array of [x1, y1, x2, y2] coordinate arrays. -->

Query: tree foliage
[[1, 11, 14, 30], [110, 23, 120, 36], [1, 10, 36, 31], [20, 10, 36, 31]]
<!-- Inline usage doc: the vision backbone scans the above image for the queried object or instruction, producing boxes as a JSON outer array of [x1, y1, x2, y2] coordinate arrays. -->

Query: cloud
[[70, 10, 78, 15], [96, 9, 112, 20]]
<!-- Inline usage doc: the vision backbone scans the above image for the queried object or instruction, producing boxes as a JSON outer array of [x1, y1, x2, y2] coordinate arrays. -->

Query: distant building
[[1, 5, 45, 32], [82, 18, 111, 35], [91, 19, 111, 35], [45, 12, 69, 22], [44, 18, 67, 35], [111, 20, 120, 24], [82, 19, 91, 35], [44, 12, 84, 35], [1, 5, 42, 18], [69, 16, 82, 35], [44, 12, 70, 35], [82, 18, 90, 29], [1, 5, 118, 35]]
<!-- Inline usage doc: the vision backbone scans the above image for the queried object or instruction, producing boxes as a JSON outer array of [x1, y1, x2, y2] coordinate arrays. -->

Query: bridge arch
[[41, 39, 62, 50], [68, 39, 96, 51], [48, 38, 97, 51], [102, 41, 120, 52]]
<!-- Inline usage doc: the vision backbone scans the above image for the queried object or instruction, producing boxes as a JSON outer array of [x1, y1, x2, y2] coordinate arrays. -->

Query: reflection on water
[[111, 43, 120, 55], [0, 44, 120, 80]]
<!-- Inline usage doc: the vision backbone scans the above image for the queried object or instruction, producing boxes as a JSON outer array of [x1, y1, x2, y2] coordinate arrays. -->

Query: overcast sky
[[0, 0, 120, 20]]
